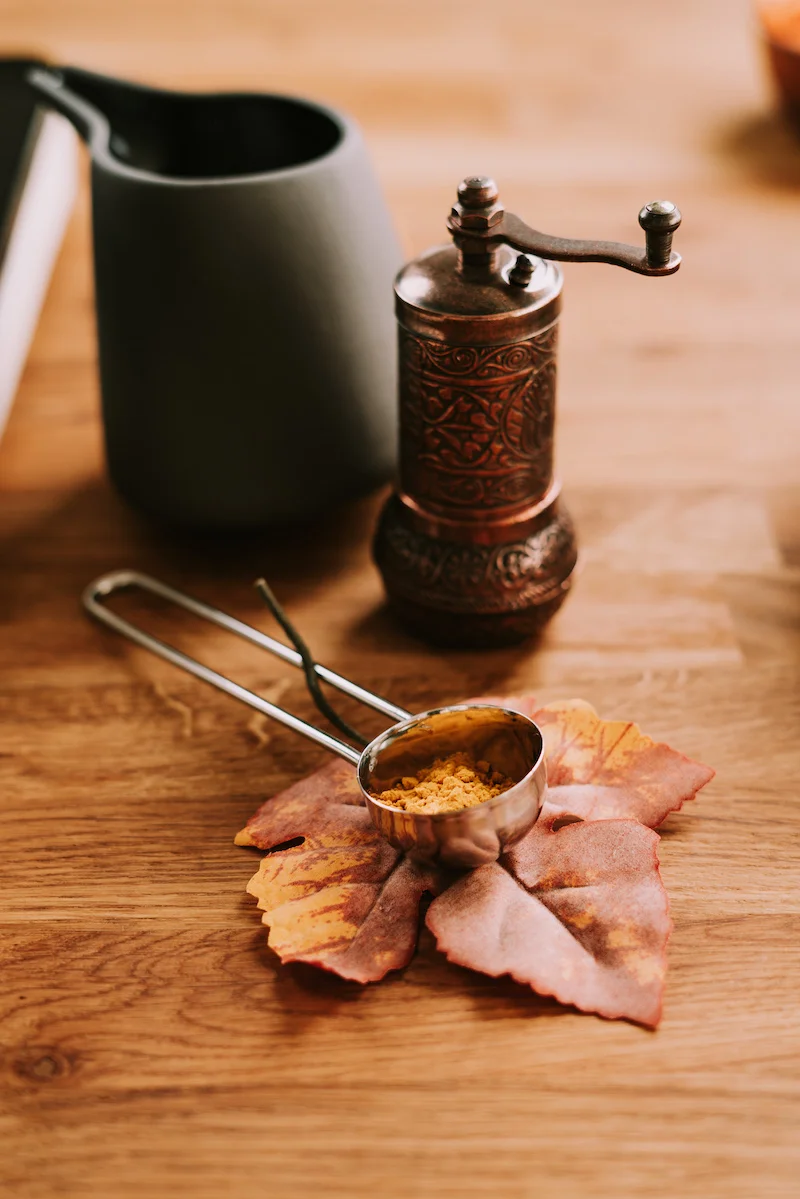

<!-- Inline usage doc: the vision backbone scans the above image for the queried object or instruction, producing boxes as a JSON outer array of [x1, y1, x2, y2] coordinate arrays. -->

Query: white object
[[0, 111, 77, 441]]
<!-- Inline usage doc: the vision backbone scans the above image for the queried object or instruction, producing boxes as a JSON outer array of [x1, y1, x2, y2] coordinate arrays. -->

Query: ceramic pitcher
[[29, 66, 402, 529]]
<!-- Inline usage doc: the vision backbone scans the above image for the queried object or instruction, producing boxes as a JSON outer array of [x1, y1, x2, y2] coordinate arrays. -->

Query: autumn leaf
[[236, 759, 446, 982], [236, 696, 714, 1024], [477, 696, 715, 827], [425, 806, 670, 1027]]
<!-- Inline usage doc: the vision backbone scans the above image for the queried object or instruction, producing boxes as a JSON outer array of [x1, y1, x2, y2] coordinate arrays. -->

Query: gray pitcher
[[29, 66, 402, 529]]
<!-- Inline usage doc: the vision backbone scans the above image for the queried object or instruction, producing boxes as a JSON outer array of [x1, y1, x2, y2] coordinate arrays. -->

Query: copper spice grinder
[[374, 176, 682, 647]]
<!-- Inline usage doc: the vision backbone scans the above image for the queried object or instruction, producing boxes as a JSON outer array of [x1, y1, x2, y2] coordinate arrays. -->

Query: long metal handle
[[82, 569, 411, 767]]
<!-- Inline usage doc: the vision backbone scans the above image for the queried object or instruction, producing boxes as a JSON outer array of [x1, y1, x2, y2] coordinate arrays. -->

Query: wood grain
[[1, 1, 799, 1196]]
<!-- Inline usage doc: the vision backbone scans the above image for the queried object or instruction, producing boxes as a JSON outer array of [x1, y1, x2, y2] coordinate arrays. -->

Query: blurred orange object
[[760, 2, 800, 126]]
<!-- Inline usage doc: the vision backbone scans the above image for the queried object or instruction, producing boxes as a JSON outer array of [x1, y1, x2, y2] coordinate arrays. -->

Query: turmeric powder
[[371, 751, 515, 816]]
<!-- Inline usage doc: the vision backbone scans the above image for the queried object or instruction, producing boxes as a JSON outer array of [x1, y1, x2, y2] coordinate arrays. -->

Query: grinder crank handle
[[448, 177, 682, 277], [499, 203, 681, 276]]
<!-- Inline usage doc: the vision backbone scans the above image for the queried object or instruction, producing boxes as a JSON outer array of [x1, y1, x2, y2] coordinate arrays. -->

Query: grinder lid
[[395, 176, 562, 346], [395, 241, 562, 346]]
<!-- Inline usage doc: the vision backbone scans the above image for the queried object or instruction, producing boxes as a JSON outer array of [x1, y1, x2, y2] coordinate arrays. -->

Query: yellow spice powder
[[371, 751, 515, 816]]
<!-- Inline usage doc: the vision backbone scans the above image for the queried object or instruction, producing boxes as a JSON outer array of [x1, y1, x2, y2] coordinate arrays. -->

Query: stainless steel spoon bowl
[[358, 704, 545, 867]]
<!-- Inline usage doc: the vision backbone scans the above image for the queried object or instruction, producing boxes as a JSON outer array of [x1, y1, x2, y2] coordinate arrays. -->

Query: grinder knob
[[638, 200, 682, 269]]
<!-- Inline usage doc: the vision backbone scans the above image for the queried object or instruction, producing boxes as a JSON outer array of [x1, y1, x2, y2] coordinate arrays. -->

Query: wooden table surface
[[2, 2, 799, 1196]]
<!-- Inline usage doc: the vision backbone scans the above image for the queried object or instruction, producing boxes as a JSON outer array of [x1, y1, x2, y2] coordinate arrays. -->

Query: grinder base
[[374, 493, 577, 649]]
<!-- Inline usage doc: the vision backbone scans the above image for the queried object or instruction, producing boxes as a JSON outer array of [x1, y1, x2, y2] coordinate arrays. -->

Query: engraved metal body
[[83, 571, 547, 869], [375, 177, 681, 647]]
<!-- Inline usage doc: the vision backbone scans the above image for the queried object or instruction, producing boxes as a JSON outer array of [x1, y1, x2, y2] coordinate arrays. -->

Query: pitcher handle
[[26, 67, 110, 155]]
